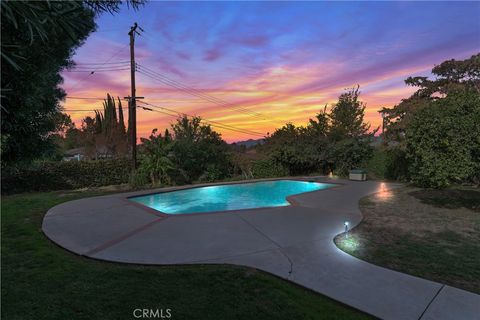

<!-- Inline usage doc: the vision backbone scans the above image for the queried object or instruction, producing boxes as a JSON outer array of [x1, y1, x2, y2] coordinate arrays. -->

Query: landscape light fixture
[[344, 221, 349, 238]]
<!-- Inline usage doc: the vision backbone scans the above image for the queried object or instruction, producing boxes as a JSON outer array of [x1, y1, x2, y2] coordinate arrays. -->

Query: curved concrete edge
[[41, 178, 480, 320]]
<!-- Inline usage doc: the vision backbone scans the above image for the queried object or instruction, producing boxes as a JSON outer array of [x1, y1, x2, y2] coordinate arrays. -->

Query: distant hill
[[232, 138, 265, 148]]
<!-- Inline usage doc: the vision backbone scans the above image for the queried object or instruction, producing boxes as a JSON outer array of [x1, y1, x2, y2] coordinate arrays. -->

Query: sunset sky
[[62, 1, 480, 142]]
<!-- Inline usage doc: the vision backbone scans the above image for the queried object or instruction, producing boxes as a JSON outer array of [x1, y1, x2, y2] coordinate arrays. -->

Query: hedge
[[1, 159, 132, 194], [251, 158, 289, 178]]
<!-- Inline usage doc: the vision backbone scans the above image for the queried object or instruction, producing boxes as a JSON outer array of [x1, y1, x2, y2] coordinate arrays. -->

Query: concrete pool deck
[[42, 178, 480, 320]]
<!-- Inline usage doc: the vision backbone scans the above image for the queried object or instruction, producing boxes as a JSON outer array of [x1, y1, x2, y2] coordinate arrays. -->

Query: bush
[[406, 90, 480, 188], [366, 148, 387, 180], [199, 165, 225, 183], [384, 147, 410, 181], [328, 138, 373, 177], [1, 159, 132, 194], [251, 159, 289, 178], [128, 169, 150, 189]]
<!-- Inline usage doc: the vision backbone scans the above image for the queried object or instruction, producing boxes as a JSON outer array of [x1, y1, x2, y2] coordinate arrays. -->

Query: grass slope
[[1, 190, 371, 320]]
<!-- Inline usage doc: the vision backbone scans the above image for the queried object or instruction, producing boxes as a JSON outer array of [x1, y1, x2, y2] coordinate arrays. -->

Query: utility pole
[[128, 22, 140, 170]]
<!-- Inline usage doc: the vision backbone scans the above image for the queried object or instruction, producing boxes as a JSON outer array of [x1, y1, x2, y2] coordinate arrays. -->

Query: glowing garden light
[[344, 220, 349, 238]]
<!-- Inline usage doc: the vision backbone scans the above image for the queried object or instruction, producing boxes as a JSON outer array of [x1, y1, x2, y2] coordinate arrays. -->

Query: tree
[[263, 123, 320, 175], [307, 105, 329, 138], [1, 3, 95, 165], [379, 54, 480, 185], [95, 94, 128, 156], [170, 116, 231, 183], [406, 90, 480, 188], [80, 94, 128, 158], [0, 1, 145, 71], [329, 85, 372, 141], [135, 116, 232, 185], [326, 86, 375, 175], [259, 87, 375, 176], [1, 1, 144, 166], [382, 54, 480, 143]]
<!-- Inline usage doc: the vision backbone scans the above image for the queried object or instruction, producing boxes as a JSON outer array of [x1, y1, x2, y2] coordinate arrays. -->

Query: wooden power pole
[[128, 22, 140, 170]]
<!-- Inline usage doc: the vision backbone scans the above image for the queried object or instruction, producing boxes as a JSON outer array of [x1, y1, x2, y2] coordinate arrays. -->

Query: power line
[[139, 100, 264, 135], [64, 68, 130, 73], [65, 96, 108, 100], [139, 106, 265, 137], [62, 102, 265, 137], [136, 64, 276, 121], [63, 107, 129, 112], [65, 43, 130, 92], [65, 96, 188, 103], [63, 94, 267, 136], [72, 65, 130, 70], [136, 64, 265, 116], [138, 100, 265, 137], [71, 65, 130, 70], [137, 68, 276, 128], [74, 61, 130, 65]]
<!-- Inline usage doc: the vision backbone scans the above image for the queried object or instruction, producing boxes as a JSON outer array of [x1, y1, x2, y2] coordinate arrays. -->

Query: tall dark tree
[[1, 2, 95, 165], [328, 85, 372, 141], [382, 53, 480, 143], [324, 86, 375, 175], [1, 1, 144, 166], [170, 116, 231, 183]]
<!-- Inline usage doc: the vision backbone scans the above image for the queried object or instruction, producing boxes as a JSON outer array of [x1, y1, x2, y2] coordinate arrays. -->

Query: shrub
[[128, 169, 150, 189], [328, 138, 373, 177], [170, 116, 232, 183], [406, 90, 480, 188], [1, 159, 131, 194], [384, 147, 410, 181], [366, 148, 387, 180], [199, 165, 225, 183], [251, 159, 289, 178]]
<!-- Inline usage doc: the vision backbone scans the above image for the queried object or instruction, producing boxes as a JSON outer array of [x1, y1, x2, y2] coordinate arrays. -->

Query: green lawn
[[1, 189, 371, 320], [335, 186, 480, 294]]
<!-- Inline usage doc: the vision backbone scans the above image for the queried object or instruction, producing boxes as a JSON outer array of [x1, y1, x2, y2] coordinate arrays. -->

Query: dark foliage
[[251, 159, 289, 179], [1, 2, 96, 165], [406, 90, 480, 188], [138, 116, 233, 186], [1, 1, 144, 166], [1, 159, 131, 194], [261, 87, 374, 177]]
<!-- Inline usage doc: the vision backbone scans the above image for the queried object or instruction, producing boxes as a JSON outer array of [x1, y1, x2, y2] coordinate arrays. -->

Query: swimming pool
[[130, 180, 333, 214]]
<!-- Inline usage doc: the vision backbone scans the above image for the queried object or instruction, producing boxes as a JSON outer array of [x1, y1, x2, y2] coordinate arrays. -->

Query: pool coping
[[125, 177, 344, 217]]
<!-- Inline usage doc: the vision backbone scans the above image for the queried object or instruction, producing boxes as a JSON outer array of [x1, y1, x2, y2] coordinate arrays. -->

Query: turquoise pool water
[[130, 180, 333, 214]]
